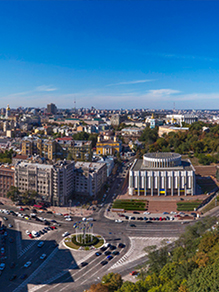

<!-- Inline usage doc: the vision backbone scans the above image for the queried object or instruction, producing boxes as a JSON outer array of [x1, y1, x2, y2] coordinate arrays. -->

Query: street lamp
[[68, 199, 72, 214]]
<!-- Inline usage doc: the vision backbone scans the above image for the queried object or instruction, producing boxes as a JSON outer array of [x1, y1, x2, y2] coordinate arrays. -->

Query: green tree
[[101, 273, 123, 292], [88, 283, 109, 292], [7, 186, 20, 202]]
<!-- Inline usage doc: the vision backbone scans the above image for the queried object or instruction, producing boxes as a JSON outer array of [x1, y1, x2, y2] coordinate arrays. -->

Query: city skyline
[[0, 0, 219, 109]]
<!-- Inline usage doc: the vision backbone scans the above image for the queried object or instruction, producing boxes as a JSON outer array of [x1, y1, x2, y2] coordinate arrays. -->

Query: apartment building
[[21, 137, 65, 161], [14, 160, 74, 206], [56, 137, 92, 161], [0, 165, 14, 198], [74, 162, 107, 197]]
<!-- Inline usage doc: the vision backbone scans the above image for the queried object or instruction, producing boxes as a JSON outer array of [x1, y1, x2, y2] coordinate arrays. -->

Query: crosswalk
[[18, 241, 38, 259], [109, 236, 178, 270]]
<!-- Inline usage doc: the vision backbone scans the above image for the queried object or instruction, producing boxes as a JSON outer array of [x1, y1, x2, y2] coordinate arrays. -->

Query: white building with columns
[[129, 152, 196, 196]]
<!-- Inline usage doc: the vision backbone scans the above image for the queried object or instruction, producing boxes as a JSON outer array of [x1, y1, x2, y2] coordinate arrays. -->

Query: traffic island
[[63, 234, 104, 251]]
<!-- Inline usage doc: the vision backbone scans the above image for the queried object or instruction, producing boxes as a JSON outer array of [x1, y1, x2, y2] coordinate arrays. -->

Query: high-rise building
[[47, 103, 57, 114]]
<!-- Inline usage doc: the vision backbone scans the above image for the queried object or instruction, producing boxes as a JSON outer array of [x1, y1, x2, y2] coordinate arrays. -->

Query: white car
[[115, 219, 123, 223], [143, 211, 150, 215], [40, 253, 47, 260], [24, 261, 31, 268], [62, 232, 70, 237], [26, 230, 31, 235], [65, 217, 72, 221]]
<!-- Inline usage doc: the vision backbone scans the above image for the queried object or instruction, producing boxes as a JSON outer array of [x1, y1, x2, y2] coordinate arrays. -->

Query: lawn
[[201, 196, 219, 214], [177, 201, 202, 211], [112, 199, 148, 211], [64, 234, 104, 250]]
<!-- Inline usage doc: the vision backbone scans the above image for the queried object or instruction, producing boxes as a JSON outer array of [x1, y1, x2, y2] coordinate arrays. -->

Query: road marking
[[28, 250, 97, 292], [12, 247, 59, 292]]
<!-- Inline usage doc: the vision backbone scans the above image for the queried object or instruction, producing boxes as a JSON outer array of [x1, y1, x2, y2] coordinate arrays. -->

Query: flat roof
[[132, 159, 194, 172]]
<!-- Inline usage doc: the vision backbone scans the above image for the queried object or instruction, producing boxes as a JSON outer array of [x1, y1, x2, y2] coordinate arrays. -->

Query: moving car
[[95, 252, 102, 256], [24, 261, 31, 268], [80, 262, 88, 267], [38, 241, 44, 248], [115, 219, 123, 223], [62, 232, 70, 237], [100, 260, 108, 265], [40, 254, 47, 260], [118, 243, 125, 248], [9, 275, 17, 281], [20, 274, 27, 280]]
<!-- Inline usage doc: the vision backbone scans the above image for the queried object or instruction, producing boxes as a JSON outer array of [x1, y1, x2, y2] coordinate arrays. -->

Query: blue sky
[[0, 0, 219, 109]]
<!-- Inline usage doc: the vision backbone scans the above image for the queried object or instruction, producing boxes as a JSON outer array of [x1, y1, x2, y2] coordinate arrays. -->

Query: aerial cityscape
[[1, 1, 219, 292]]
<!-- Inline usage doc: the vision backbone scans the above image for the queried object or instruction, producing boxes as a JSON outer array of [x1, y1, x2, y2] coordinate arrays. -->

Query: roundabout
[[63, 220, 105, 250]]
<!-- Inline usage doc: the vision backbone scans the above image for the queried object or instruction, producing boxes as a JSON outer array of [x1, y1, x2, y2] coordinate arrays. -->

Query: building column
[[165, 174, 167, 196], [158, 175, 160, 196], [178, 176, 180, 196], [171, 174, 174, 196], [144, 175, 147, 196], [151, 176, 153, 196]]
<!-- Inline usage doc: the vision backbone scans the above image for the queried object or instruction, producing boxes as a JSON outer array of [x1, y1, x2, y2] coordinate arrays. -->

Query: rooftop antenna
[[74, 98, 76, 111], [173, 102, 175, 111]]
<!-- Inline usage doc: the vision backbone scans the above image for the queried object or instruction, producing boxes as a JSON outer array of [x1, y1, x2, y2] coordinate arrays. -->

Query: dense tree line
[[7, 186, 43, 205], [0, 149, 13, 164], [86, 217, 219, 292], [138, 122, 219, 165]]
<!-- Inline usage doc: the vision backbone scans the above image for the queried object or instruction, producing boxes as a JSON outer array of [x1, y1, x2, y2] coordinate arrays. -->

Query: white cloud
[[148, 89, 181, 96], [35, 85, 57, 92], [107, 79, 154, 86]]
